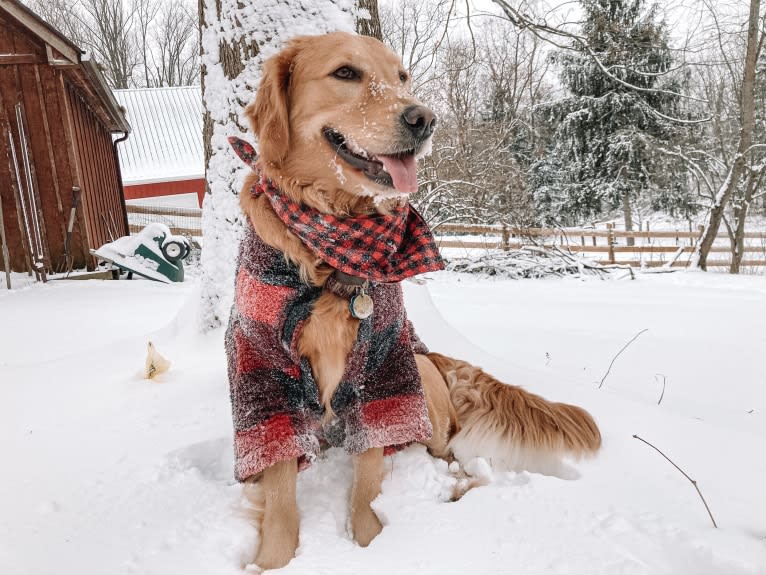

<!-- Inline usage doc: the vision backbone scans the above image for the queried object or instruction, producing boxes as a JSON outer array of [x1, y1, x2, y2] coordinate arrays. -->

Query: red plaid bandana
[[229, 136, 444, 282]]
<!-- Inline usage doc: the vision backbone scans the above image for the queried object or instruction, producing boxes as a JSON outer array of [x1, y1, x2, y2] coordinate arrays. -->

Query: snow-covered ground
[[1, 271, 764, 574]]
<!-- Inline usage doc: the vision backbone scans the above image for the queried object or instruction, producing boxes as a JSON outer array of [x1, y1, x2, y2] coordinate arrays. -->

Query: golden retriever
[[228, 31, 601, 571]]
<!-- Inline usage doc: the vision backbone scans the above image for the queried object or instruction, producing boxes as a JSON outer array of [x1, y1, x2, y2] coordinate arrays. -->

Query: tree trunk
[[622, 193, 634, 247], [694, 0, 761, 271], [730, 167, 766, 273], [356, 0, 382, 41], [729, 206, 742, 274]]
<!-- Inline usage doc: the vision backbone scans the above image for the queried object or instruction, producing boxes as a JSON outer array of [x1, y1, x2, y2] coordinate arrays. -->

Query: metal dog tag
[[349, 288, 374, 319]]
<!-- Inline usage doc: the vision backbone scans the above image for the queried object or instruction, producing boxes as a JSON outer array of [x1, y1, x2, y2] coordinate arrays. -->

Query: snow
[[1, 271, 764, 574]]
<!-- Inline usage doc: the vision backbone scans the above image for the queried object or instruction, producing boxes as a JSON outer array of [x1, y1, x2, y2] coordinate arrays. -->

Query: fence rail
[[125, 204, 766, 269], [126, 203, 203, 238], [436, 222, 766, 268]]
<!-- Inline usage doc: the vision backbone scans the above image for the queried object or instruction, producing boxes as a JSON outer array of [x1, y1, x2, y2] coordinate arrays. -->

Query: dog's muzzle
[[323, 105, 437, 194]]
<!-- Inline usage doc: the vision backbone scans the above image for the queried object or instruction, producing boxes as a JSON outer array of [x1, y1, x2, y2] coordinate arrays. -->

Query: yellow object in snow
[[145, 341, 171, 380]]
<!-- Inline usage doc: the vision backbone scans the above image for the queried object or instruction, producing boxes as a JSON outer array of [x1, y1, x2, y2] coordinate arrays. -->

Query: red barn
[[0, 0, 130, 280]]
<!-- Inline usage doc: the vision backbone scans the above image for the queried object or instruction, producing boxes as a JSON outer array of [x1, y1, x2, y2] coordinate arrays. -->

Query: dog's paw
[[254, 529, 298, 571], [351, 507, 383, 547]]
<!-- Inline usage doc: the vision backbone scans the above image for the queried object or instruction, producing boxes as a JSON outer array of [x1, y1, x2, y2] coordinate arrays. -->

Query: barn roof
[[0, 0, 130, 134], [113, 86, 204, 185]]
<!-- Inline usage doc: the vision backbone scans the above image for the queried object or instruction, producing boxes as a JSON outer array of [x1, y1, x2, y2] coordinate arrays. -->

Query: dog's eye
[[332, 66, 360, 81], [399, 71, 409, 83]]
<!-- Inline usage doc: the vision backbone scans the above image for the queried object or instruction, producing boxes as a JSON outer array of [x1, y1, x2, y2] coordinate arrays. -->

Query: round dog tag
[[349, 292, 374, 319]]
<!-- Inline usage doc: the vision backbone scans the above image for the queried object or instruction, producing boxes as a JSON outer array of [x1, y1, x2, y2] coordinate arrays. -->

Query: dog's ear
[[246, 39, 306, 165]]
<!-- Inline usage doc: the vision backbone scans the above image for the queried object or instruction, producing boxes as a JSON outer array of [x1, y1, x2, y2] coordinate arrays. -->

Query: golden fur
[[234, 32, 601, 571]]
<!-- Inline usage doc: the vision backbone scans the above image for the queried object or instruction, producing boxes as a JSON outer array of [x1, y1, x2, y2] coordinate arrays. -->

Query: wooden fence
[[435, 222, 766, 268], [125, 204, 766, 269], [126, 203, 202, 237]]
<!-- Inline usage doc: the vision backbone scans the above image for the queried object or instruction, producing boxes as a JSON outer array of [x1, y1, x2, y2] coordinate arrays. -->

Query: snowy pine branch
[[489, 0, 709, 125]]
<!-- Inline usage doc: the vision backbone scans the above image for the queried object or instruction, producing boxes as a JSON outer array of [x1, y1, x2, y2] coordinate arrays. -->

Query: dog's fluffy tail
[[426, 353, 601, 476]]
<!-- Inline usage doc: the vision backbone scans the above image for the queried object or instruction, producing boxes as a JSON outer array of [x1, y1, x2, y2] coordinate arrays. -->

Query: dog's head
[[246, 32, 436, 211]]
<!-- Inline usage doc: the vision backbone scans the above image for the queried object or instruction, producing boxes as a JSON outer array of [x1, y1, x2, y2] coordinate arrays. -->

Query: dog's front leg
[[350, 446, 384, 547], [255, 458, 300, 570]]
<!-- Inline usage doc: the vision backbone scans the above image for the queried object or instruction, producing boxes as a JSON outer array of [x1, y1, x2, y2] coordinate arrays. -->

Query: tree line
[[380, 0, 765, 273], [28, 0, 766, 273], [25, 0, 199, 88]]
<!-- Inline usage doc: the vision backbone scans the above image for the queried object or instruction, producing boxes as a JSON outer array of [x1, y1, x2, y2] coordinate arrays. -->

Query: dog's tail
[[426, 353, 601, 476]]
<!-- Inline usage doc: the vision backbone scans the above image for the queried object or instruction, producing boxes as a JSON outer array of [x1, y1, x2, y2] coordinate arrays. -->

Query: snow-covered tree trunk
[[197, 0, 379, 330], [729, 166, 766, 273]]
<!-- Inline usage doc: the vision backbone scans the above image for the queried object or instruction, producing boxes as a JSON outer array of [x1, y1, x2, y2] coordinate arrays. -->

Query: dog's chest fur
[[297, 290, 359, 419]]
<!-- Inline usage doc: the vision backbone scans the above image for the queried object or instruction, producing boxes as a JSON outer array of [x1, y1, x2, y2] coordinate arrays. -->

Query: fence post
[[607, 223, 615, 264], [501, 224, 509, 251]]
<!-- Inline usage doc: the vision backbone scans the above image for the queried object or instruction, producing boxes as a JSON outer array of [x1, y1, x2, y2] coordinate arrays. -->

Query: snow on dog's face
[[245, 32, 437, 210]]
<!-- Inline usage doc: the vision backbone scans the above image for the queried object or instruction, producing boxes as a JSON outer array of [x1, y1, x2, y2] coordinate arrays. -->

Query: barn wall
[[0, 10, 54, 273], [0, 67, 28, 272], [0, 8, 126, 274], [66, 81, 128, 254]]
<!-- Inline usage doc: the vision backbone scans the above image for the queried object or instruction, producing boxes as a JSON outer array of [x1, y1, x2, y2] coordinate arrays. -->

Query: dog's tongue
[[378, 154, 418, 193]]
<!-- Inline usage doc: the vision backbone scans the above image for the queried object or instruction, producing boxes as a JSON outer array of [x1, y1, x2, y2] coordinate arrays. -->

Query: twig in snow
[[598, 329, 649, 389], [632, 434, 718, 528], [655, 373, 667, 405], [663, 246, 686, 270]]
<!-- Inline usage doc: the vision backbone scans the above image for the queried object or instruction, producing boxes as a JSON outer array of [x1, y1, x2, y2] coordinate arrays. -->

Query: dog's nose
[[401, 105, 437, 140]]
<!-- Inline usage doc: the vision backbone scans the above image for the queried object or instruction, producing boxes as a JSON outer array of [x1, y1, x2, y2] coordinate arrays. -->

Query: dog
[[225, 31, 601, 571]]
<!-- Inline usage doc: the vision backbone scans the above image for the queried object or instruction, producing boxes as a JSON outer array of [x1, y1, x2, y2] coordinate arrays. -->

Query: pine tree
[[531, 0, 692, 228]]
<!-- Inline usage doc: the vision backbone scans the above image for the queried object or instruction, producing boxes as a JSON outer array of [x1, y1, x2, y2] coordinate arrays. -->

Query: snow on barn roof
[[113, 86, 203, 185]]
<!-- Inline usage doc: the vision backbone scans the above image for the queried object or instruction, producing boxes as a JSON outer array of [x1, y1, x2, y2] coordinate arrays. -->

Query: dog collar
[[325, 271, 374, 319], [229, 136, 445, 283]]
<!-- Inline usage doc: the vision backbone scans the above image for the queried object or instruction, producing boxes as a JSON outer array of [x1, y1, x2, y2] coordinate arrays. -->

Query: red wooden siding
[[66, 81, 128, 254], [124, 178, 205, 208]]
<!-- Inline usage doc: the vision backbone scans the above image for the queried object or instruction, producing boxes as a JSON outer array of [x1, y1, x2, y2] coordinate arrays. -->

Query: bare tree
[[135, 0, 160, 87], [24, 0, 200, 89], [380, 0, 454, 97], [150, 0, 199, 86], [692, 0, 765, 271], [77, 0, 140, 89], [25, 0, 88, 44]]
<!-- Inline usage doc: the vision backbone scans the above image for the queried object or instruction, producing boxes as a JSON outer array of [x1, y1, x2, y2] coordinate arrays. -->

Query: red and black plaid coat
[[226, 223, 433, 481]]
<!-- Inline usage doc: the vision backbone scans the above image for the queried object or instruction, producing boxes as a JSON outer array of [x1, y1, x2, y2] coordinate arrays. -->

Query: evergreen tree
[[531, 0, 692, 227]]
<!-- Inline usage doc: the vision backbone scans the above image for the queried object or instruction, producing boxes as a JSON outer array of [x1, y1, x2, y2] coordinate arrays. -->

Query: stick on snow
[[655, 373, 667, 405], [598, 328, 648, 388], [633, 434, 718, 528]]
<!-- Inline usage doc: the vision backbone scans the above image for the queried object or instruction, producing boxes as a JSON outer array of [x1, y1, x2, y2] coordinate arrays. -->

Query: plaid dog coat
[[226, 223, 435, 481]]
